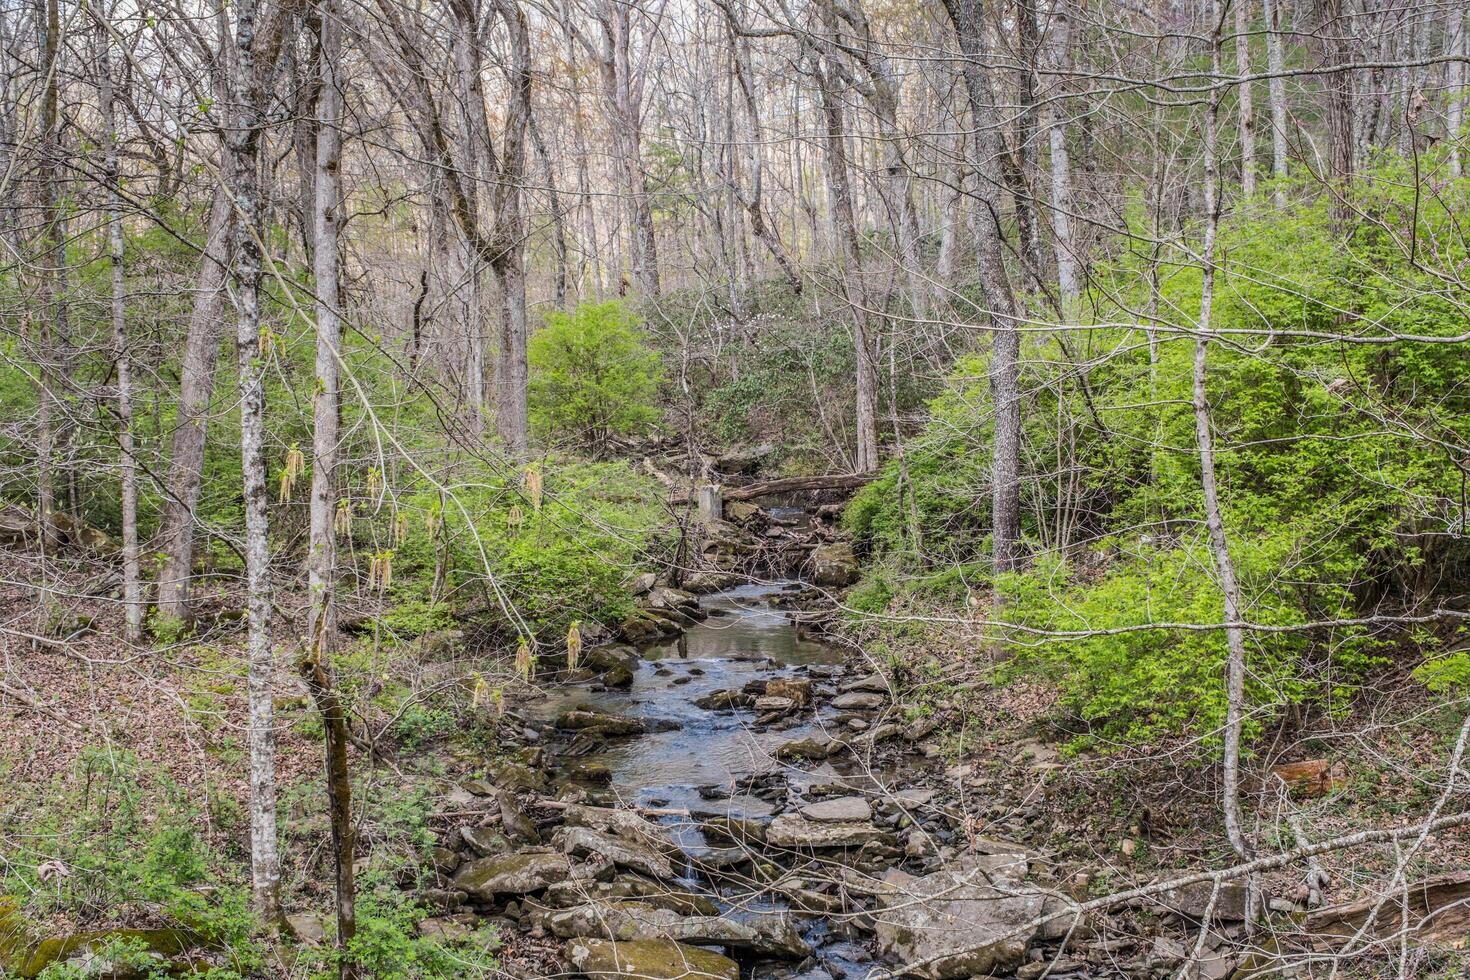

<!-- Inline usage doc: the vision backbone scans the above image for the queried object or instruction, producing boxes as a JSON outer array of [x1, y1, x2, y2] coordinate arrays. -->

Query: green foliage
[[387, 457, 669, 643], [844, 161, 1468, 748], [4, 749, 263, 976], [528, 301, 662, 452]]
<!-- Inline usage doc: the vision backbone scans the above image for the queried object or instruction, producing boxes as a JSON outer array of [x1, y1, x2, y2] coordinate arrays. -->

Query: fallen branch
[[668, 471, 877, 505]]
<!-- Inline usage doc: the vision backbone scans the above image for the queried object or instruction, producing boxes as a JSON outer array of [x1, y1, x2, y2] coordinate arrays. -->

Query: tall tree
[[940, 0, 1025, 584], [1236, 0, 1256, 196], [227, 0, 280, 922], [1263, 0, 1290, 201], [305, 0, 356, 965], [97, 15, 142, 643]]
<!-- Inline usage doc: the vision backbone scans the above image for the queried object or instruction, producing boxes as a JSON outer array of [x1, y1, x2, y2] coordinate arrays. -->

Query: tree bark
[[1194, 0, 1252, 863], [302, 655, 358, 980], [940, 0, 1024, 582], [228, 0, 280, 923], [1044, 0, 1081, 317], [1263, 0, 1289, 202], [98, 22, 142, 643], [1448, 6, 1466, 178], [812, 56, 879, 473], [33, 0, 65, 552], [307, 1, 352, 966], [1236, 0, 1256, 196]]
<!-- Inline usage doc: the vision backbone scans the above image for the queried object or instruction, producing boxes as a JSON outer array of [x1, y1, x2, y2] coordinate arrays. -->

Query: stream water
[[525, 582, 875, 977]]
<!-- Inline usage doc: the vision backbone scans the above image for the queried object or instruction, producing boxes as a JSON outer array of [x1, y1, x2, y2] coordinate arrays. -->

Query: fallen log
[[669, 472, 877, 506]]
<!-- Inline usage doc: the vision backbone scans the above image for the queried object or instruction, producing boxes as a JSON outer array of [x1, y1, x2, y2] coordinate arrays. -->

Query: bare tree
[[96, 13, 142, 643], [227, 0, 280, 922], [1263, 0, 1289, 201]]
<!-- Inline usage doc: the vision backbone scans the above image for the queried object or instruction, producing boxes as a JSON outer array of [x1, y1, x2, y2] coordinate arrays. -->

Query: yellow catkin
[[566, 620, 582, 671], [515, 640, 533, 681], [394, 511, 409, 544], [524, 465, 543, 513], [334, 499, 352, 535], [507, 504, 524, 529], [278, 444, 306, 501]]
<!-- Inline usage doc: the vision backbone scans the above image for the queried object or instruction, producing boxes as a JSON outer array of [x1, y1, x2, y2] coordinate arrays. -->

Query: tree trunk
[[302, 656, 358, 980], [1195, 0, 1252, 863], [490, 0, 532, 457], [1236, 0, 1256, 196], [154, 186, 232, 624], [528, 110, 570, 307], [307, 1, 352, 965], [601, 0, 659, 299], [1044, 0, 1081, 317], [34, 0, 65, 552], [228, 0, 279, 924], [98, 23, 142, 643], [1315, 0, 1355, 189], [1448, 6, 1466, 178], [814, 59, 878, 472], [1263, 0, 1289, 202], [940, 0, 1024, 583]]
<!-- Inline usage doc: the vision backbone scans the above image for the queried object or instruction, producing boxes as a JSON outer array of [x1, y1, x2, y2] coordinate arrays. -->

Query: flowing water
[[525, 582, 875, 977]]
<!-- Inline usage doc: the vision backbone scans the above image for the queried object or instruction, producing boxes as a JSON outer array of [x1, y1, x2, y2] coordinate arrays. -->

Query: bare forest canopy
[[4, 0, 1470, 976]]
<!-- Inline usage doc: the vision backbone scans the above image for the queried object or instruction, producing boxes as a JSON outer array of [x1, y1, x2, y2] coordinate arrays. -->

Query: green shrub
[[528, 301, 662, 452]]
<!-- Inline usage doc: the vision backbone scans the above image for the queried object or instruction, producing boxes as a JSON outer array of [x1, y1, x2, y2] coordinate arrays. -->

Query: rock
[[460, 826, 511, 857], [619, 609, 682, 645], [557, 707, 647, 736], [603, 665, 635, 689], [700, 815, 768, 846], [715, 443, 776, 474], [285, 913, 327, 946], [774, 737, 830, 761], [811, 542, 859, 587], [799, 797, 873, 823], [453, 852, 573, 899], [499, 794, 542, 843], [544, 903, 809, 959], [646, 586, 700, 613], [681, 571, 741, 594], [694, 689, 751, 710], [839, 673, 888, 693], [564, 938, 739, 980], [418, 888, 468, 911], [432, 846, 462, 877], [489, 761, 547, 793], [628, 572, 658, 596], [831, 692, 884, 711], [725, 500, 763, 522], [1017, 957, 1083, 979], [754, 695, 797, 714], [461, 778, 496, 797], [543, 881, 718, 917], [765, 677, 813, 705], [1160, 880, 1249, 922], [416, 915, 475, 942], [555, 826, 676, 880], [766, 813, 894, 849], [872, 868, 1048, 979], [561, 805, 680, 856]]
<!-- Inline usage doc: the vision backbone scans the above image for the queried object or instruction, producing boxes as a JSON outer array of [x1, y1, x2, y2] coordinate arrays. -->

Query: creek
[[525, 581, 882, 978]]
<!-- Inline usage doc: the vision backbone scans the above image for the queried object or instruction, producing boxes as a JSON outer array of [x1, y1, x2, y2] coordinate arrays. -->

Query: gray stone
[[459, 826, 511, 857], [872, 868, 1049, 979], [799, 797, 873, 823], [555, 826, 676, 880], [285, 913, 327, 946], [811, 542, 859, 587], [774, 736, 830, 761], [766, 813, 893, 849], [831, 692, 885, 711], [563, 939, 738, 980], [452, 852, 573, 899], [840, 673, 888, 693]]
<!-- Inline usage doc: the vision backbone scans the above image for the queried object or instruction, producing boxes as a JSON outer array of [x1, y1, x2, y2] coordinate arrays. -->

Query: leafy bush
[[528, 301, 662, 452]]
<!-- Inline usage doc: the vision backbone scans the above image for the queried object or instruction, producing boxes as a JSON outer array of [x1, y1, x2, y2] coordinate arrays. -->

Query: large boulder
[[564, 939, 739, 980], [557, 707, 647, 737], [872, 868, 1048, 979], [555, 826, 676, 880], [765, 677, 813, 705], [542, 880, 718, 917], [811, 542, 859, 587], [765, 813, 893, 849], [561, 805, 681, 857], [540, 903, 809, 958], [452, 852, 573, 900], [799, 797, 873, 823]]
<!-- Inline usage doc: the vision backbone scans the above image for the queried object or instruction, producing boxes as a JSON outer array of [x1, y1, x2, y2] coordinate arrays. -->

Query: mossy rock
[[564, 938, 738, 980]]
